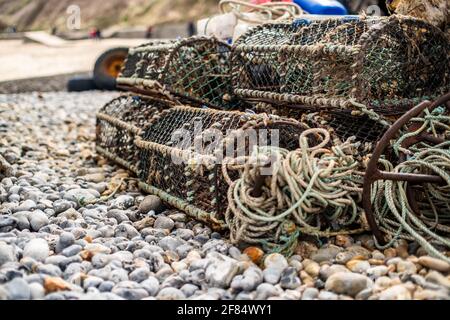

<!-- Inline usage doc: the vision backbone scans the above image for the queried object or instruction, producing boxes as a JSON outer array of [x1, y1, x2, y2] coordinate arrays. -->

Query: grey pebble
[[138, 195, 162, 214], [159, 236, 184, 252], [56, 232, 76, 253], [109, 269, 129, 283], [205, 253, 239, 288], [302, 287, 319, 300], [231, 267, 263, 291], [112, 287, 149, 300], [0, 243, 15, 266], [280, 267, 301, 290], [154, 216, 175, 231], [129, 268, 150, 283], [83, 276, 104, 289], [29, 282, 45, 300], [156, 287, 186, 300], [310, 245, 343, 263], [141, 277, 160, 296], [180, 283, 198, 297], [325, 272, 373, 297], [12, 212, 30, 230], [64, 188, 98, 204], [98, 281, 115, 292], [36, 264, 62, 277], [114, 223, 139, 239], [13, 199, 36, 213], [107, 209, 130, 223], [5, 277, 31, 300], [23, 238, 49, 261], [255, 283, 279, 300], [61, 244, 82, 257], [318, 290, 339, 300], [112, 195, 134, 209], [53, 199, 73, 214]]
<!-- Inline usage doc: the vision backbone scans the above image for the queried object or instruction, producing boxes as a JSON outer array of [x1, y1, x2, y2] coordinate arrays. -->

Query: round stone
[[156, 287, 186, 300], [141, 277, 160, 296], [231, 267, 263, 291], [379, 284, 412, 300], [129, 268, 150, 283], [14, 199, 36, 212], [112, 195, 134, 209], [138, 195, 163, 214], [23, 238, 49, 262], [29, 210, 49, 231], [243, 247, 264, 264], [0, 243, 15, 266], [5, 277, 31, 300], [418, 256, 450, 273], [154, 216, 175, 231], [310, 245, 343, 263], [56, 232, 76, 253], [264, 253, 288, 270], [53, 200, 73, 214], [29, 282, 45, 300], [302, 287, 319, 300], [345, 260, 371, 273], [325, 272, 373, 297], [280, 267, 301, 289]]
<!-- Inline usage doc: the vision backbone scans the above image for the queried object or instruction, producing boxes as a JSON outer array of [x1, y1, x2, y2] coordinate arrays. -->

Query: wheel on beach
[[93, 47, 129, 91]]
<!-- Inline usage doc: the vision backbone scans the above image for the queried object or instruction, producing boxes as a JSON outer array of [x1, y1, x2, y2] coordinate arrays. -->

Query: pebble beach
[[0, 91, 449, 300]]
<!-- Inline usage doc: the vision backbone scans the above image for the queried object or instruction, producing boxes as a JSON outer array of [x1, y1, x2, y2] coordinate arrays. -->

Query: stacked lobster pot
[[96, 36, 238, 180], [231, 15, 450, 149], [226, 15, 450, 256], [96, 16, 450, 259], [96, 35, 308, 229], [136, 106, 306, 229]]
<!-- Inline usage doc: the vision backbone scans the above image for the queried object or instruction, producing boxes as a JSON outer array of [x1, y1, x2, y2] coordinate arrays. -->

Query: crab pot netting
[[117, 37, 238, 110], [135, 106, 306, 229], [231, 15, 450, 115], [252, 100, 388, 152], [96, 95, 173, 173], [304, 110, 387, 151]]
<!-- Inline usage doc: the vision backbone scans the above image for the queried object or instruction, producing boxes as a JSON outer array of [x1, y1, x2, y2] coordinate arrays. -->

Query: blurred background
[[0, 0, 387, 92]]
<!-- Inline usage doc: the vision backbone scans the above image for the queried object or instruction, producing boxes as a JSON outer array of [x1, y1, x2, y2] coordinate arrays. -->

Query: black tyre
[[67, 77, 98, 92], [93, 47, 129, 91]]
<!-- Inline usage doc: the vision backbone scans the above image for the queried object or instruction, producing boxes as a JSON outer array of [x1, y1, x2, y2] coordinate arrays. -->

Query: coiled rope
[[223, 128, 369, 250], [219, 0, 304, 24], [370, 107, 450, 263]]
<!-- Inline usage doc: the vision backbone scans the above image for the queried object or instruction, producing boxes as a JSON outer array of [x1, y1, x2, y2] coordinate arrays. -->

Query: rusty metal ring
[[362, 92, 450, 244]]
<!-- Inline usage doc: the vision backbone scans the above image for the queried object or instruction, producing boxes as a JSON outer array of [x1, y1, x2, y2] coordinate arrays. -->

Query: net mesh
[[231, 15, 450, 114], [95, 94, 173, 173], [118, 37, 239, 110]]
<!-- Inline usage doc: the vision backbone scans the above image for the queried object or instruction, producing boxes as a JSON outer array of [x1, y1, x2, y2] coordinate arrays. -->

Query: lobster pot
[[117, 37, 237, 110], [135, 106, 306, 229], [96, 95, 173, 173], [231, 16, 450, 115]]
